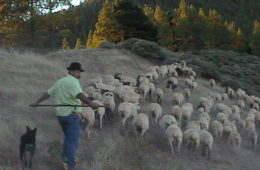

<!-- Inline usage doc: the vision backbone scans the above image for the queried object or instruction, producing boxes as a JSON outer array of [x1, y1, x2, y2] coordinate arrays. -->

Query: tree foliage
[[113, 0, 157, 41], [251, 21, 260, 56]]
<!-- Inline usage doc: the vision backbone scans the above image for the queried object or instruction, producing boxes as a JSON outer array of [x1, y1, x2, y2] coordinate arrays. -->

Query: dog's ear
[[26, 126, 30, 131], [33, 128, 37, 133]]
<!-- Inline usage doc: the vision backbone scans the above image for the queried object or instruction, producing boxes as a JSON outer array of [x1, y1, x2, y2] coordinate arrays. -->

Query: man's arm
[[76, 93, 99, 109], [30, 92, 50, 107]]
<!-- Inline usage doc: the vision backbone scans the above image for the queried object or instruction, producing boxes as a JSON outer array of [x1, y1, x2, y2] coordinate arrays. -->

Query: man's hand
[[90, 102, 100, 110]]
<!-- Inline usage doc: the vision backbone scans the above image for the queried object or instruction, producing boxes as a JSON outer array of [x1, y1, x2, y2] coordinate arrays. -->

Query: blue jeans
[[57, 114, 80, 169]]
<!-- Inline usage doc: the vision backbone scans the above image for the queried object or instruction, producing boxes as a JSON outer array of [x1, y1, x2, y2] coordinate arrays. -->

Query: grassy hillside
[[112, 38, 260, 96], [0, 48, 152, 169], [0, 48, 259, 170]]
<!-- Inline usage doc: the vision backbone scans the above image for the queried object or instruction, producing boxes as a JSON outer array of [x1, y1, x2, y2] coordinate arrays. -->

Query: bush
[[117, 38, 179, 60], [221, 78, 240, 90]]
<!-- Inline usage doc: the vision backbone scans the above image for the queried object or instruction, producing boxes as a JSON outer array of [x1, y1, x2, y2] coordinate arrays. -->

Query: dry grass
[[0, 48, 259, 170]]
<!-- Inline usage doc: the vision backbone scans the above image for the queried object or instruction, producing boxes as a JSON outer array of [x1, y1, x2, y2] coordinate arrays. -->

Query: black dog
[[20, 126, 37, 169]]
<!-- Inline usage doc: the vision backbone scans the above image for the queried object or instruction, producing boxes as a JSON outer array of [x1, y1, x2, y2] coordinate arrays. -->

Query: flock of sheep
[[79, 61, 260, 161]]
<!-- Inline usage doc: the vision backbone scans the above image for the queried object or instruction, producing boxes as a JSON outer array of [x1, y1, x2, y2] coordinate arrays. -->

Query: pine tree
[[198, 8, 206, 17], [204, 9, 233, 49], [154, 5, 168, 24], [172, 0, 206, 50], [90, 0, 124, 48], [251, 20, 260, 56], [113, 0, 157, 41], [86, 30, 94, 48], [62, 38, 70, 49], [143, 4, 155, 23], [75, 38, 82, 49], [233, 28, 247, 53]]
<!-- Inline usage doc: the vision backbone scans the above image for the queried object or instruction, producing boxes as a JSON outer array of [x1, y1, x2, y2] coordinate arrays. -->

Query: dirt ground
[[0, 48, 259, 170]]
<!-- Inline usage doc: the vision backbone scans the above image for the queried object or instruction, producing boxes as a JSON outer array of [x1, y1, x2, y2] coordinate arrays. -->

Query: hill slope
[[0, 48, 259, 170]]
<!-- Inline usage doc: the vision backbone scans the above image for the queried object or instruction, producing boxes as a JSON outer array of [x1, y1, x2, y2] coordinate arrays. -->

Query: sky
[[71, 0, 82, 6], [53, 0, 82, 12]]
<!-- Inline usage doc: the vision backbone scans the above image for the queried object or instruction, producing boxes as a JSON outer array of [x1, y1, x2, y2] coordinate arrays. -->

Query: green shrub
[[117, 38, 179, 60]]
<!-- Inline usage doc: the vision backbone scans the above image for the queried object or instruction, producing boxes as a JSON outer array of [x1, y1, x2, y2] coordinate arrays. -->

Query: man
[[30, 62, 99, 170]]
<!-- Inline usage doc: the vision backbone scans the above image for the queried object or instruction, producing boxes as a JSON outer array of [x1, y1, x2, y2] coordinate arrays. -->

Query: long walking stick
[[29, 104, 107, 107]]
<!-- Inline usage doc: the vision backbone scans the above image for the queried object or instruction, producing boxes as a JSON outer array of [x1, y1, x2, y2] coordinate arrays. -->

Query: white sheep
[[122, 91, 141, 103], [159, 115, 178, 130], [85, 85, 98, 96], [154, 88, 163, 104], [246, 121, 256, 132], [246, 113, 255, 126], [87, 76, 103, 86], [158, 66, 168, 78], [247, 127, 258, 150], [183, 88, 191, 99], [221, 93, 228, 103], [96, 82, 116, 94], [171, 105, 183, 126], [81, 107, 95, 137], [228, 131, 241, 151], [215, 103, 228, 113], [103, 74, 115, 84], [199, 112, 211, 122], [254, 111, 260, 127], [209, 79, 216, 87], [252, 103, 259, 111], [148, 103, 162, 125], [215, 103, 232, 119], [199, 117, 210, 130], [237, 118, 246, 130], [118, 102, 140, 128], [236, 88, 246, 99], [151, 71, 159, 83], [183, 128, 200, 160], [182, 103, 193, 126], [184, 78, 193, 87], [148, 82, 155, 99], [248, 108, 257, 115], [132, 113, 149, 139], [101, 93, 116, 123], [213, 93, 222, 102], [231, 105, 240, 114], [139, 82, 150, 101], [237, 99, 245, 109], [121, 76, 137, 87], [226, 87, 235, 99], [91, 91, 102, 100], [172, 93, 185, 105], [223, 125, 233, 140], [166, 77, 178, 89], [223, 120, 237, 133], [198, 97, 213, 113], [216, 112, 227, 124], [165, 125, 183, 155], [190, 82, 198, 92], [210, 120, 223, 140], [93, 100, 105, 129], [199, 130, 214, 161], [230, 112, 241, 122], [186, 121, 201, 131]]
